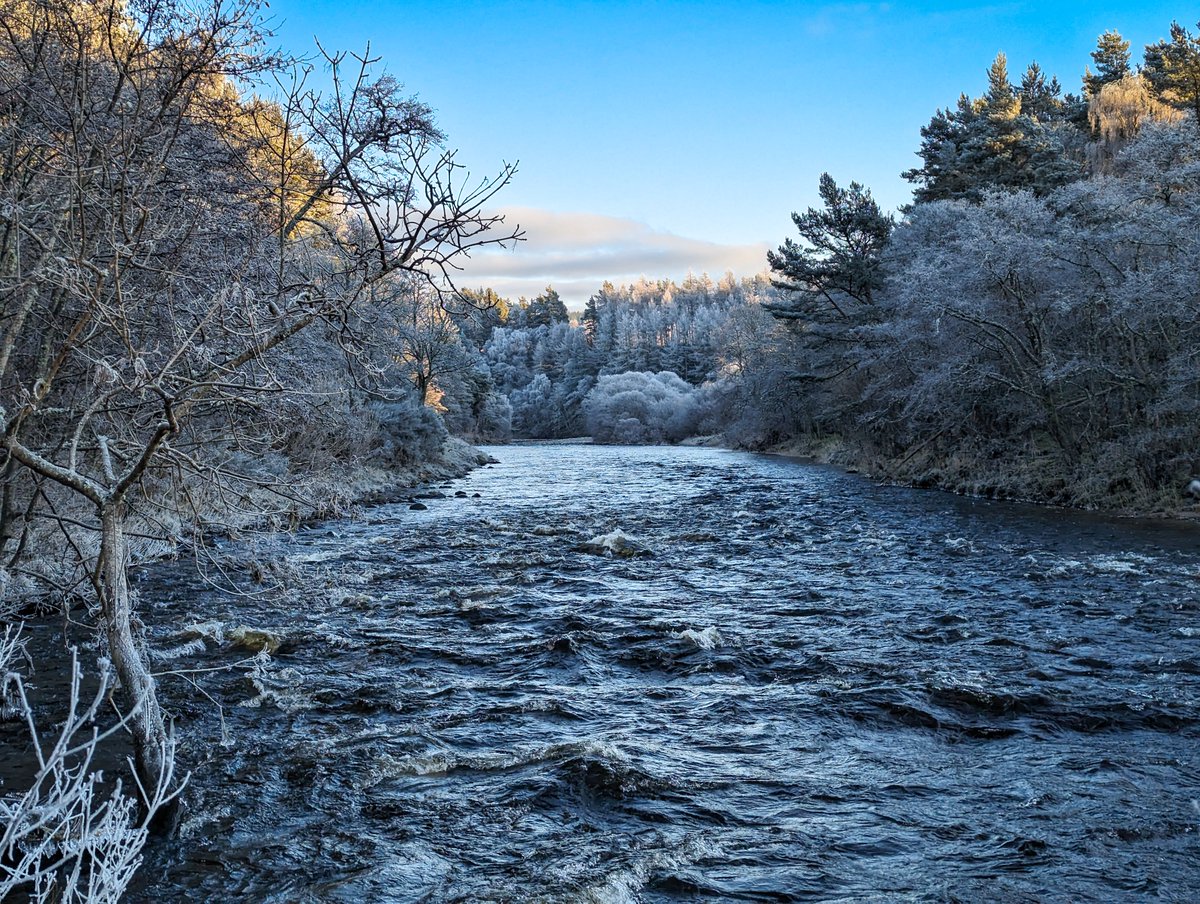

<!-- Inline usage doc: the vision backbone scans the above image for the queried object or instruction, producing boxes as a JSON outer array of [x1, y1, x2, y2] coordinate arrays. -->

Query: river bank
[[758, 433, 1200, 524], [0, 437, 494, 613], [291, 437, 496, 515]]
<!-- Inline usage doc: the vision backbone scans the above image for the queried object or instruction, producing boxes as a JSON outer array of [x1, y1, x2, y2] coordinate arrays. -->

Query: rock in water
[[579, 529, 652, 558], [227, 625, 283, 655], [676, 626, 723, 650]]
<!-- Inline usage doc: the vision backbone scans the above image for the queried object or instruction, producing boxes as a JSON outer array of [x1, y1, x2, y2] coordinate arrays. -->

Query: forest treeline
[[761, 26, 1200, 512], [446, 21, 1200, 513]]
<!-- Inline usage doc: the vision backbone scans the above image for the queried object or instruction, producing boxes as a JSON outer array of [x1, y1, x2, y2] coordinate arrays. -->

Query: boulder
[[579, 529, 652, 558], [227, 625, 283, 655]]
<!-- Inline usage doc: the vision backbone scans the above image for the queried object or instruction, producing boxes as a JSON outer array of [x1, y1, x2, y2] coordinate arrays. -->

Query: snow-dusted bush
[[475, 391, 514, 442], [275, 390, 382, 469], [370, 397, 449, 466], [583, 371, 702, 444]]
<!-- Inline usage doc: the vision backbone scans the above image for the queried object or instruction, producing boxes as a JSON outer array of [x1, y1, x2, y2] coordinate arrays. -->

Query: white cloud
[[454, 207, 771, 306]]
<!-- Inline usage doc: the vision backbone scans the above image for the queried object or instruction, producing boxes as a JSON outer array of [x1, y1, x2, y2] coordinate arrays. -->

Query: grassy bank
[[760, 433, 1200, 523]]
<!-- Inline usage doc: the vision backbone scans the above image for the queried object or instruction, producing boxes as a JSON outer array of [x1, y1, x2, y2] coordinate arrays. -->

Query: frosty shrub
[[276, 390, 384, 470], [583, 372, 701, 444], [371, 398, 449, 466], [476, 392, 514, 442], [0, 631, 180, 902]]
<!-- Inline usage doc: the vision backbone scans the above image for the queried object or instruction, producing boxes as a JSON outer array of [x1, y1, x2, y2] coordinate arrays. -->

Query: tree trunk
[[99, 502, 179, 834]]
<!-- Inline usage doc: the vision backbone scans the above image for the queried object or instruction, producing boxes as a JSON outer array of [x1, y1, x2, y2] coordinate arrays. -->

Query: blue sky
[[268, 1, 1187, 302]]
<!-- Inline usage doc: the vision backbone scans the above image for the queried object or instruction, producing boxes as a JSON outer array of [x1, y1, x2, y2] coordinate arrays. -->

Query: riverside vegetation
[[2, 4, 1200, 901], [0, 0, 518, 895], [461, 25, 1200, 518]]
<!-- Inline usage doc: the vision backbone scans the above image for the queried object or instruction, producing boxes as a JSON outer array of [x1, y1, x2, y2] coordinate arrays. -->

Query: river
[[125, 443, 1199, 901]]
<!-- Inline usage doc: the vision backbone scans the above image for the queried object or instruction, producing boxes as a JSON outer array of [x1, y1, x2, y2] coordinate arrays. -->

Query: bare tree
[[390, 277, 474, 405]]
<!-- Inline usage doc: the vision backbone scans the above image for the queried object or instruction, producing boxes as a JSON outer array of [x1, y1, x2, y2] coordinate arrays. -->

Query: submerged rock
[[409, 502, 428, 511], [179, 620, 226, 644], [177, 620, 285, 656], [943, 537, 976, 556]]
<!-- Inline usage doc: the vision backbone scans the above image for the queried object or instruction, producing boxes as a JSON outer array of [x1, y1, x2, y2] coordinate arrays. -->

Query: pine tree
[[525, 286, 569, 327], [984, 52, 1019, 118], [903, 96, 977, 203], [766, 173, 892, 318], [1085, 30, 1132, 96], [1019, 62, 1064, 120], [1144, 21, 1200, 121], [904, 53, 1081, 203]]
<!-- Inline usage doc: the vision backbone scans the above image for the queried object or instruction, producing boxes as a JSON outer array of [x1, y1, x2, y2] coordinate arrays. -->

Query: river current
[[125, 443, 1199, 901]]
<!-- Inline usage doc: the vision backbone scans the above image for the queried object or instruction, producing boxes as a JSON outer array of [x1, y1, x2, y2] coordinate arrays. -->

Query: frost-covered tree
[[482, 273, 777, 440], [523, 286, 570, 327], [453, 287, 510, 350], [860, 115, 1200, 506], [431, 364, 512, 442], [583, 372, 702, 444], [392, 278, 476, 406]]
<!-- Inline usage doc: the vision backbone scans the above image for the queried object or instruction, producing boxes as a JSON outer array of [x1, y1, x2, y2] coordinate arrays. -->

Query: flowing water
[[115, 444, 1200, 901]]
